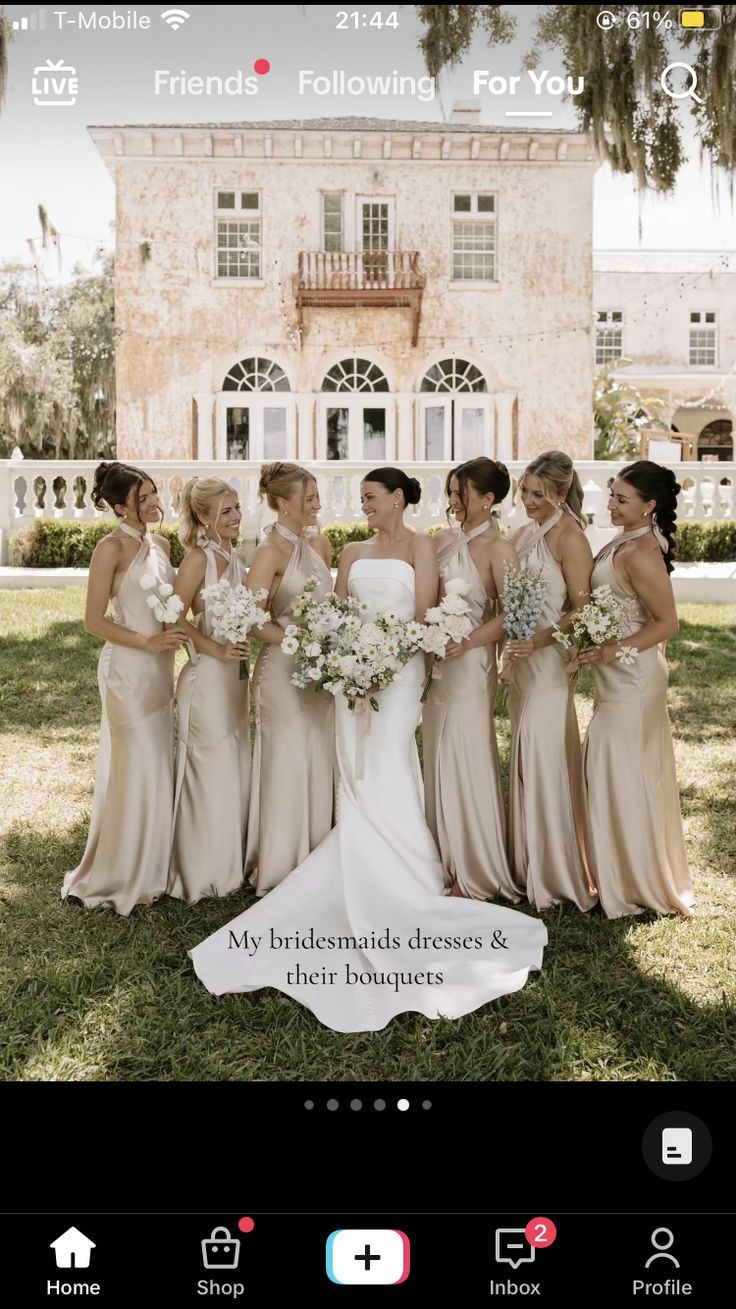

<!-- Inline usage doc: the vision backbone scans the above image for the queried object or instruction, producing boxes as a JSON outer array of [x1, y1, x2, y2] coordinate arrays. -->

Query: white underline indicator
[[505, 111, 554, 117]]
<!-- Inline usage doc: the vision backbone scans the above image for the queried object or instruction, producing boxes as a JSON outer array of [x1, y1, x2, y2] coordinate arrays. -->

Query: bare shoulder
[[339, 539, 368, 562], [487, 532, 517, 563], [410, 531, 437, 561], [510, 523, 532, 550], [310, 530, 333, 565], [431, 527, 455, 551], [626, 535, 669, 578], [179, 544, 207, 574], [91, 532, 123, 565], [252, 534, 282, 564], [559, 521, 593, 561], [151, 532, 171, 558]]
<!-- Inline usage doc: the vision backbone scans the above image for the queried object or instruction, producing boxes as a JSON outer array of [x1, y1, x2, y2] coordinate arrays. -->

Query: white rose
[[146, 594, 159, 610], [424, 606, 444, 624], [158, 583, 174, 598], [441, 593, 470, 616], [445, 578, 471, 596], [139, 576, 157, 592]]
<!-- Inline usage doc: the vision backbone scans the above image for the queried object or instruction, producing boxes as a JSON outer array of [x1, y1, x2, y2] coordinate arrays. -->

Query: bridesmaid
[[423, 457, 521, 902], [505, 450, 598, 912], [62, 461, 186, 914], [244, 462, 336, 895], [167, 477, 251, 904], [578, 461, 694, 918]]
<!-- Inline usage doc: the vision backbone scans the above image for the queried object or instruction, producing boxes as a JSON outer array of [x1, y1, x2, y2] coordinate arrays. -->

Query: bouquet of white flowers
[[139, 575, 185, 625], [552, 584, 635, 674], [199, 579, 270, 678], [418, 578, 474, 703], [497, 563, 547, 703], [283, 578, 427, 711]]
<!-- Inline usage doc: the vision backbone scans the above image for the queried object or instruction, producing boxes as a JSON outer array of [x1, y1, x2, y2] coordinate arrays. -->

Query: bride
[[189, 467, 547, 1032]]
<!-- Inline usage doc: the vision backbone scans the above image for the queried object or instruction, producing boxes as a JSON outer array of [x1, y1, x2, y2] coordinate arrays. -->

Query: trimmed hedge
[[675, 520, 736, 563], [10, 516, 736, 569], [10, 519, 185, 568]]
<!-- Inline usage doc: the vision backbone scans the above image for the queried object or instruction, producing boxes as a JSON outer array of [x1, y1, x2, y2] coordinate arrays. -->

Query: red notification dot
[[238, 1217, 255, 1233], [254, 59, 271, 76], [525, 1217, 557, 1248]]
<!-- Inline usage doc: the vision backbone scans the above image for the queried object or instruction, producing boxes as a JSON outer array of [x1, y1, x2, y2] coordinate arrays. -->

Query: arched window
[[698, 419, 733, 462], [321, 357, 389, 392], [421, 358, 488, 393], [222, 356, 291, 392]]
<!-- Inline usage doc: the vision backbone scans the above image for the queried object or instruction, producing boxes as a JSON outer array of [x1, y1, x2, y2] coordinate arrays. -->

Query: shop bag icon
[[202, 1226, 240, 1270]]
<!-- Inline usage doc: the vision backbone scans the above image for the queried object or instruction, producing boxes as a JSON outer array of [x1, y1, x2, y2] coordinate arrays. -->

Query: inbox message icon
[[326, 1230, 410, 1284], [495, 1229, 535, 1270]]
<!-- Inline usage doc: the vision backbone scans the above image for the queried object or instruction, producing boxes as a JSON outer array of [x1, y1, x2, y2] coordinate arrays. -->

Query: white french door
[[317, 394, 396, 462], [215, 394, 296, 461], [417, 394, 494, 462]]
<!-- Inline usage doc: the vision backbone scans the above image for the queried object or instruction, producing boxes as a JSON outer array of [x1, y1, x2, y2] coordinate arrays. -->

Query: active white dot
[[397, 1098, 410, 1111]]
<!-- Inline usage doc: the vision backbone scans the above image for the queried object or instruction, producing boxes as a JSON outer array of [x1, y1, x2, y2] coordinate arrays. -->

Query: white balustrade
[[1, 458, 733, 563]]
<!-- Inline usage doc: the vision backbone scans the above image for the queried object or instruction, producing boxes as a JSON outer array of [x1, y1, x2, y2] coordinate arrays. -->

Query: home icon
[[50, 1227, 96, 1269]]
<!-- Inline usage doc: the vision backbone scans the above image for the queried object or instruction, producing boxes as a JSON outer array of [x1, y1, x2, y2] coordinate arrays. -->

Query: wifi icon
[[161, 8, 191, 30]]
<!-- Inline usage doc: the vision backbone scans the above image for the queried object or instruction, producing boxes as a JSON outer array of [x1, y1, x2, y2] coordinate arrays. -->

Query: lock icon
[[201, 1225, 241, 1270]]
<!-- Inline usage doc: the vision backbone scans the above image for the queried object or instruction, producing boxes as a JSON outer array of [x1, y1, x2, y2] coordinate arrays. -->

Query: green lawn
[[1, 590, 734, 1082]]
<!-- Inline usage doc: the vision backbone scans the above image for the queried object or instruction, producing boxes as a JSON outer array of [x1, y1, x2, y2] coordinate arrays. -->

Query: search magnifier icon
[[661, 61, 704, 104]]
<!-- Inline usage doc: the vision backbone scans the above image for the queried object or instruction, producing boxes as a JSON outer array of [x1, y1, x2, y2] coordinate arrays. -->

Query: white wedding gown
[[189, 558, 547, 1032]]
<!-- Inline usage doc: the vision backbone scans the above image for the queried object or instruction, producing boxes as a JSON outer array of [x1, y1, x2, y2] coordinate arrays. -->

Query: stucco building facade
[[594, 250, 735, 461], [90, 111, 597, 465]]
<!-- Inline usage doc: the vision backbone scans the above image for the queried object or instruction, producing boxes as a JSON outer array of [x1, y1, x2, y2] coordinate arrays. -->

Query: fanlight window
[[421, 359, 488, 393], [321, 357, 389, 392], [222, 357, 291, 392]]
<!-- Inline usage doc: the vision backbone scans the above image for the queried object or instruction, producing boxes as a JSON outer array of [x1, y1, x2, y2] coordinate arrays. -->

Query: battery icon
[[679, 7, 721, 27]]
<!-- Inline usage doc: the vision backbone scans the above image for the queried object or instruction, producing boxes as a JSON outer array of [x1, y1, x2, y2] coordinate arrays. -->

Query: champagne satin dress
[[245, 523, 336, 895], [168, 539, 251, 904], [582, 527, 694, 918], [62, 523, 176, 915], [507, 510, 597, 911], [422, 521, 519, 901]]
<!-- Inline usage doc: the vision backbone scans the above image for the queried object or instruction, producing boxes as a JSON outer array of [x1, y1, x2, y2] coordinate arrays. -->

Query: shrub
[[14, 517, 733, 567], [10, 519, 185, 568], [676, 520, 736, 563]]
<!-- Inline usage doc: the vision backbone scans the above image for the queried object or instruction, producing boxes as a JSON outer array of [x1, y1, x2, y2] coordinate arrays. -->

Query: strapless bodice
[[348, 558, 415, 622]]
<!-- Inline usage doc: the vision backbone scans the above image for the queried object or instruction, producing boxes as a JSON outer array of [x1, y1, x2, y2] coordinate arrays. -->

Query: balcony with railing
[[297, 251, 424, 344]]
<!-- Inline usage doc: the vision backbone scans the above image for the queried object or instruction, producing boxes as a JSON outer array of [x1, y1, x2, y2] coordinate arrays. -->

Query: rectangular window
[[452, 193, 497, 281], [595, 310, 624, 365], [689, 310, 717, 366], [216, 191, 261, 279], [322, 193, 344, 252]]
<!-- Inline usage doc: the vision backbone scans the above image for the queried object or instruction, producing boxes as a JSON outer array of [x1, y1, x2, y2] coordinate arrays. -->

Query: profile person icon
[[644, 1228, 680, 1269]]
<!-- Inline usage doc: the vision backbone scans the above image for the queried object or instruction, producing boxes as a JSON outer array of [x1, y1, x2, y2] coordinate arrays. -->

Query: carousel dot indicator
[[254, 58, 271, 75], [397, 1098, 410, 1111], [304, 1099, 314, 1110], [422, 1100, 432, 1110], [374, 1098, 386, 1111], [238, 1217, 255, 1234], [350, 1098, 363, 1111], [327, 1097, 339, 1111]]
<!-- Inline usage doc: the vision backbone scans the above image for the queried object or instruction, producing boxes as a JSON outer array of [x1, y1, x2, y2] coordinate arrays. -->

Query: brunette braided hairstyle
[[617, 460, 680, 574]]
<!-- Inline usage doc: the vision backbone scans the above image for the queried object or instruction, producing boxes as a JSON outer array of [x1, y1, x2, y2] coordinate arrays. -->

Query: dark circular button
[[642, 1112, 712, 1181]]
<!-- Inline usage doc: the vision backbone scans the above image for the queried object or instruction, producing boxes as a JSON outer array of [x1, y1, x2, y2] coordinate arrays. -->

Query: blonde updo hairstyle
[[520, 450, 587, 530], [258, 461, 314, 513], [179, 476, 236, 550]]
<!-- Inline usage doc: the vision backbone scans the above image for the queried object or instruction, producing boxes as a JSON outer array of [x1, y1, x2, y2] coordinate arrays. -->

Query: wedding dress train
[[189, 558, 547, 1033]]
